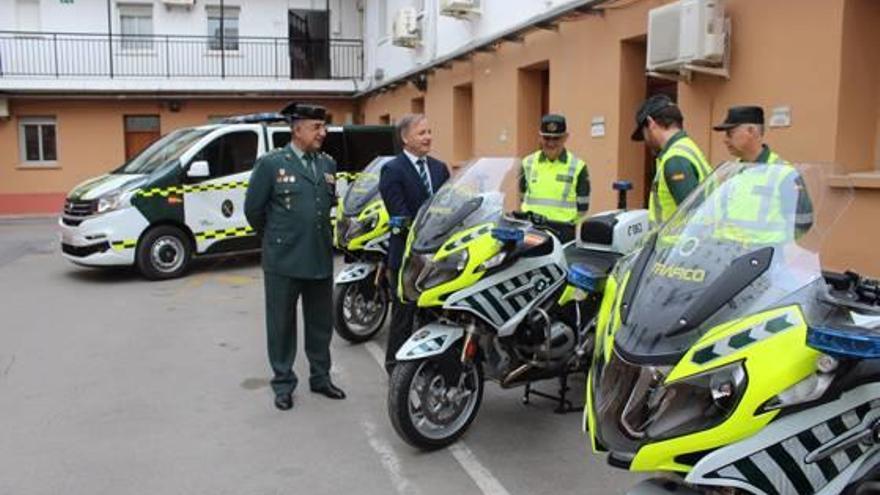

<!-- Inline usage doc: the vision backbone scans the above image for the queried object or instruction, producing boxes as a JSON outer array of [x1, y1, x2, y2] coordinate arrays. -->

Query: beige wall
[[361, 0, 880, 275], [0, 97, 355, 198]]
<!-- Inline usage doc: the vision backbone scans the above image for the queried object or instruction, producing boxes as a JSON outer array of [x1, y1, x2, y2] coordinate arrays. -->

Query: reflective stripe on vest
[[716, 164, 800, 244], [521, 150, 587, 223], [649, 137, 712, 225]]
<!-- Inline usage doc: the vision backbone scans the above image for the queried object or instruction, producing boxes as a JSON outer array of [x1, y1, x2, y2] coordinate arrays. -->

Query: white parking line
[[448, 443, 512, 495], [362, 341, 512, 495], [362, 420, 423, 495]]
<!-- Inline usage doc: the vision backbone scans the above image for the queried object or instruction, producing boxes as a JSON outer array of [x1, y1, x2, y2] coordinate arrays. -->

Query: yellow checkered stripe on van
[[195, 226, 255, 242], [111, 239, 137, 251], [137, 181, 249, 198]]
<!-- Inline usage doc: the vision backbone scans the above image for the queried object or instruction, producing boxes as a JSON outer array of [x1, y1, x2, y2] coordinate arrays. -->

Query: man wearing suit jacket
[[379, 114, 450, 373]]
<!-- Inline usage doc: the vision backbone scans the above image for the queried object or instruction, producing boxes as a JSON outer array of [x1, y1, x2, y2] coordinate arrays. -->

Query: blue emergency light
[[491, 227, 525, 243], [806, 325, 880, 359], [568, 264, 607, 293]]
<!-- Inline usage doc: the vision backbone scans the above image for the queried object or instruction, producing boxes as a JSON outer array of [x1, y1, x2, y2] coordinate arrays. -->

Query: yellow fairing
[[630, 305, 818, 473], [416, 223, 502, 308], [345, 200, 389, 251]]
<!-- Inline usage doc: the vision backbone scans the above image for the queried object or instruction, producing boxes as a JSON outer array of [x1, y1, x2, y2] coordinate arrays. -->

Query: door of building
[[288, 9, 330, 79], [124, 115, 160, 161], [643, 77, 678, 206]]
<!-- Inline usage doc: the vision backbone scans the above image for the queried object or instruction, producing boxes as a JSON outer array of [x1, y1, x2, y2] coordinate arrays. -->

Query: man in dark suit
[[245, 102, 345, 411], [379, 114, 450, 373]]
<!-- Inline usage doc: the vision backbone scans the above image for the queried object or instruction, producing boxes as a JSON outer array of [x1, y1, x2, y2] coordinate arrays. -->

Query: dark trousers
[[263, 273, 333, 396], [384, 267, 416, 372]]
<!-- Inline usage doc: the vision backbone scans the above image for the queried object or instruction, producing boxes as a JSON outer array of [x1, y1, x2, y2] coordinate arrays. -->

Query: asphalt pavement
[[0, 218, 644, 495]]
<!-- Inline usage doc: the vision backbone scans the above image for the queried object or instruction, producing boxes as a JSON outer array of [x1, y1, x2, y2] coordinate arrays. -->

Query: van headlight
[[96, 193, 123, 214]]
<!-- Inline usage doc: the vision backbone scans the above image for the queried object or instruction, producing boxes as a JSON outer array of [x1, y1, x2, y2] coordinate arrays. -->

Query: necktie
[[304, 153, 316, 178], [416, 158, 431, 194]]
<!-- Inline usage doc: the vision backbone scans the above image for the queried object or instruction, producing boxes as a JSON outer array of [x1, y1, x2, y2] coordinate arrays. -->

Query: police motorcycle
[[387, 157, 648, 449], [580, 161, 880, 495], [333, 156, 394, 343]]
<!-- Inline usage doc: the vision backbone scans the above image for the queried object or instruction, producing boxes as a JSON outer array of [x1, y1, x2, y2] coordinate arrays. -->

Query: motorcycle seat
[[563, 243, 620, 277]]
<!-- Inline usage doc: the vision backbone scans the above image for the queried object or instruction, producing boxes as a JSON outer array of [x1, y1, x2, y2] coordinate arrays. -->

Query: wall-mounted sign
[[590, 116, 606, 138], [769, 106, 792, 128]]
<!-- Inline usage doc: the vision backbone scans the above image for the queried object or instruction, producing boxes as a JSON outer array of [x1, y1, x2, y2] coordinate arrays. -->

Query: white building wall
[[0, 0, 361, 39], [0, 0, 365, 91], [362, 0, 584, 88]]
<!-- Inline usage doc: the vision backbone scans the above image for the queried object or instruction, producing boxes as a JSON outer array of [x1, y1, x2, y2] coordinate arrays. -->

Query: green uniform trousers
[[263, 273, 333, 396]]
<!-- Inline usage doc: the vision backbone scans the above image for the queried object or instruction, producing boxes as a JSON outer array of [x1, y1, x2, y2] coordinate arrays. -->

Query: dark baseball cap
[[280, 102, 327, 122], [713, 106, 765, 131], [631, 94, 678, 141], [540, 114, 567, 136]]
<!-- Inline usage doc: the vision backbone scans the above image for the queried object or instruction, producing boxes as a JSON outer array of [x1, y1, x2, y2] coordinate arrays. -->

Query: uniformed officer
[[244, 102, 345, 411], [632, 95, 713, 227], [519, 114, 589, 242], [712, 105, 814, 242]]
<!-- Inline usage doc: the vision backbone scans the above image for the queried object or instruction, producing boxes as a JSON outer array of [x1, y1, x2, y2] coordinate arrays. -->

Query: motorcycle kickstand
[[520, 372, 584, 414]]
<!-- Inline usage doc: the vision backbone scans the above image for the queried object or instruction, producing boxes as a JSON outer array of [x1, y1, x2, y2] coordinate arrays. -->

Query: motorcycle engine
[[517, 313, 575, 361]]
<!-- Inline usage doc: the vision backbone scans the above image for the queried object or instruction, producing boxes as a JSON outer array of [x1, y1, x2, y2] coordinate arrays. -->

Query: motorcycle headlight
[[96, 193, 123, 214], [417, 249, 469, 291], [622, 360, 748, 442]]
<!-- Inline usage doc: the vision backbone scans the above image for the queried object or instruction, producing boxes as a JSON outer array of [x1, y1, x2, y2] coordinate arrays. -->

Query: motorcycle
[[387, 157, 648, 449], [581, 161, 880, 495], [332, 156, 394, 343]]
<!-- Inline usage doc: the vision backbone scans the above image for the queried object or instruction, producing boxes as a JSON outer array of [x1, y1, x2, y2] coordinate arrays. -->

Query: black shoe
[[274, 393, 293, 411], [310, 382, 346, 400]]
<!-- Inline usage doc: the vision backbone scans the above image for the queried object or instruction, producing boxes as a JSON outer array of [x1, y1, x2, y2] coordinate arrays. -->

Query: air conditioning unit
[[647, 0, 727, 73], [440, 0, 481, 18], [392, 7, 420, 48], [162, 0, 195, 7]]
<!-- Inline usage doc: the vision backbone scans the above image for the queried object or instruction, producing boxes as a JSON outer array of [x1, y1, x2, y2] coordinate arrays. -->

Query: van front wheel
[[136, 225, 192, 280]]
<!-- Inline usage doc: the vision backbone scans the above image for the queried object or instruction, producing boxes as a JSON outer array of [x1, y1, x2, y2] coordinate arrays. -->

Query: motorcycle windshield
[[615, 161, 853, 363], [411, 158, 522, 252], [342, 156, 394, 216]]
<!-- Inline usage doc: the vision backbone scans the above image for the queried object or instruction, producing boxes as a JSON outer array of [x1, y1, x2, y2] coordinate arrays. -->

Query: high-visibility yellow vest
[[521, 150, 588, 224], [649, 136, 713, 225], [715, 161, 804, 245]]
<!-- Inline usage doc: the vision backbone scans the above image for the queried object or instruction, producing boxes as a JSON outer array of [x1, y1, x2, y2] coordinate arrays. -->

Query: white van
[[59, 113, 398, 279]]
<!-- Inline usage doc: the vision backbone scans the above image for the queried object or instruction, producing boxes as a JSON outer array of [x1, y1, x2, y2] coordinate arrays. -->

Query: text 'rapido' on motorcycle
[[387, 157, 649, 449]]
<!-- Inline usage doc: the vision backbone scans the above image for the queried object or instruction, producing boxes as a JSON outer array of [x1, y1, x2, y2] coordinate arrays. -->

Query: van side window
[[192, 130, 259, 179], [272, 130, 291, 149]]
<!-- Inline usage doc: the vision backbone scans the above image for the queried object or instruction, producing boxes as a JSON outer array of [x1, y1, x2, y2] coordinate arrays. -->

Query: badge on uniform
[[277, 169, 295, 184]]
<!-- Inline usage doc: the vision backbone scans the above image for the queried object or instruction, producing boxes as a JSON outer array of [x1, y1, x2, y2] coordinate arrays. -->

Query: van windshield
[[114, 128, 212, 174]]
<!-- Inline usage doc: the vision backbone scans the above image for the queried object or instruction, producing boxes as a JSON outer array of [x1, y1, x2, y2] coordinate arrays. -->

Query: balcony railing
[[0, 31, 363, 80]]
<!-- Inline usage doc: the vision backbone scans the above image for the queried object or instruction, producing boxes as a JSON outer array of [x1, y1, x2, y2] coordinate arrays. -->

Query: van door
[[183, 127, 263, 255]]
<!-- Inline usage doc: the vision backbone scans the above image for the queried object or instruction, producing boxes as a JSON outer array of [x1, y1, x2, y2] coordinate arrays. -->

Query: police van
[[59, 113, 398, 280]]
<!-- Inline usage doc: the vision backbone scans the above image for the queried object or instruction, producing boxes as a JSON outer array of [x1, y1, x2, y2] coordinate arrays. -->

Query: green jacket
[[245, 146, 336, 279]]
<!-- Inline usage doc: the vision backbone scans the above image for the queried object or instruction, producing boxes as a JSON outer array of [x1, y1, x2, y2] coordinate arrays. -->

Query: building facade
[[0, 0, 366, 214], [357, 0, 880, 275]]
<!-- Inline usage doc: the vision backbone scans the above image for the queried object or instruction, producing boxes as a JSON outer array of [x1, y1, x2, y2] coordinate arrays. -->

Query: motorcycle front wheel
[[333, 279, 389, 343], [388, 357, 484, 450]]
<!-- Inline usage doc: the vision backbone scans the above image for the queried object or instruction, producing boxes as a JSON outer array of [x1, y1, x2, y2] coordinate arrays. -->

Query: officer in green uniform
[[245, 102, 345, 411], [519, 114, 590, 242], [632, 95, 713, 227], [712, 105, 813, 241]]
